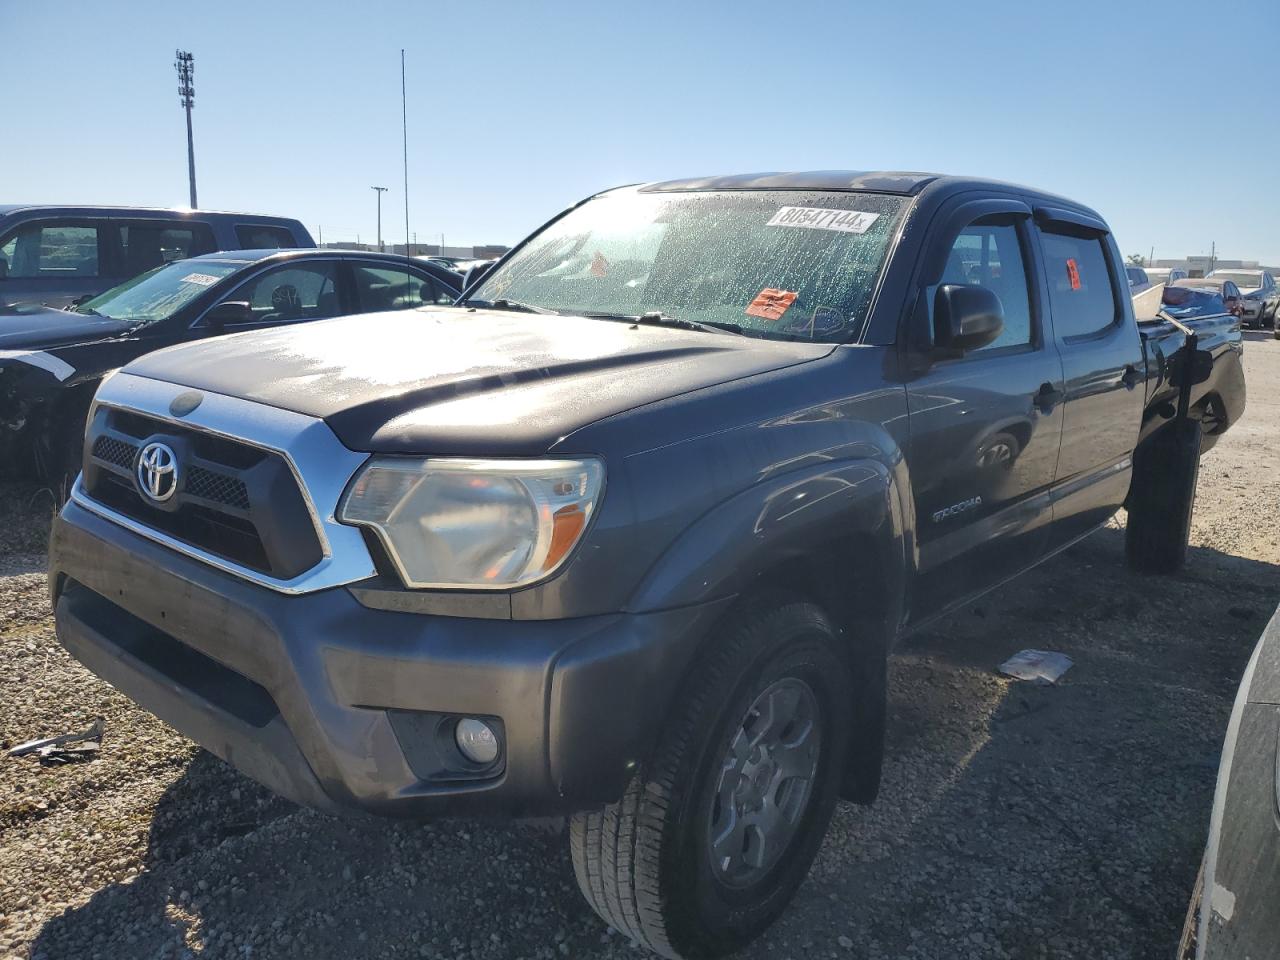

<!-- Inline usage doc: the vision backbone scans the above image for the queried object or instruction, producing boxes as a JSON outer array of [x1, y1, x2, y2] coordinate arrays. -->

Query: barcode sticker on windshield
[[180, 273, 221, 286], [767, 207, 880, 234]]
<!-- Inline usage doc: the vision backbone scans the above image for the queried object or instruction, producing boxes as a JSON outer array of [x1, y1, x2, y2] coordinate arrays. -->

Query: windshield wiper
[[582, 310, 743, 336], [467, 298, 559, 315]]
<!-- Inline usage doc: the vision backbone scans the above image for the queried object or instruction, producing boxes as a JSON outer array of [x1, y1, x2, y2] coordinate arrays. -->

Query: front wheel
[[569, 599, 854, 959]]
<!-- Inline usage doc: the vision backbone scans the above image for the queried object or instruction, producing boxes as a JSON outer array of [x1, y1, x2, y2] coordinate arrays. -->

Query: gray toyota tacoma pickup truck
[[50, 172, 1245, 958]]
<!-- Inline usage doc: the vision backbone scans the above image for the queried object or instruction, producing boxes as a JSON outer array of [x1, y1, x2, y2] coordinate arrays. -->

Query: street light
[[174, 51, 197, 208], [371, 186, 388, 252]]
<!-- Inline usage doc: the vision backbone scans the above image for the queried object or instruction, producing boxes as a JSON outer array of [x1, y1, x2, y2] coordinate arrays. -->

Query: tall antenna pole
[[175, 51, 198, 208], [401, 49, 410, 262], [371, 186, 388, 251]]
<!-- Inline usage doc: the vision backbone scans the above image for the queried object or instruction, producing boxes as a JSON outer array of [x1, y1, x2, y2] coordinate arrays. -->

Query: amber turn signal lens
[[544, 504, 587, 571]]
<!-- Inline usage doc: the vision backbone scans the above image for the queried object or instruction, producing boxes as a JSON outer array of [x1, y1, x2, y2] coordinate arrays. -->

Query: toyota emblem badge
[[136, 441, 180, 502]]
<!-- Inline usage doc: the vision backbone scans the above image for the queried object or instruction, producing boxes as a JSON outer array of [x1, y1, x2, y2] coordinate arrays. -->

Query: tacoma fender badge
[[932, 496, 982, 523]]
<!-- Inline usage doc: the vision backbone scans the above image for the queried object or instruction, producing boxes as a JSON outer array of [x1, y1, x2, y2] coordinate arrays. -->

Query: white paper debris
[[998, 649, 1073, 684]]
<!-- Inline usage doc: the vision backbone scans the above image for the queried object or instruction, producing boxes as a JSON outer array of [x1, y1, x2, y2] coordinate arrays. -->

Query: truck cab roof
[[0, 203, 303, 221], [636, 170, 1099, 218]]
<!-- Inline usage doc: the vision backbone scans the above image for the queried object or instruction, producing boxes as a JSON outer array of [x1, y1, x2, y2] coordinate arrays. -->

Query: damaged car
[[1, 248, 460, 479]]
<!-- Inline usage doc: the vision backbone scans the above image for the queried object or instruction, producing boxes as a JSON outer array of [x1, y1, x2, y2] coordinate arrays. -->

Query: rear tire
[[569, 599, 854, 959], [1125, 419, 1201, 574]]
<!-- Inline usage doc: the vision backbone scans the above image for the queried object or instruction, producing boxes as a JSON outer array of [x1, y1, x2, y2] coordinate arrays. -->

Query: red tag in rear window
[[1066, 258, 1081, 291], [745, 288, 798, 321]]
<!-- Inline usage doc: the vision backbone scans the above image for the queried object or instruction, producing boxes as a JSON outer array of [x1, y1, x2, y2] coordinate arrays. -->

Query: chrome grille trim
[[71, 372, 377, 595]]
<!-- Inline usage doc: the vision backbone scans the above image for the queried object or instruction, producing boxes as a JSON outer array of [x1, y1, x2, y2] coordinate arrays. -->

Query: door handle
[[1034, 382, 1064, 412], [1121, 364, 1142, 388]]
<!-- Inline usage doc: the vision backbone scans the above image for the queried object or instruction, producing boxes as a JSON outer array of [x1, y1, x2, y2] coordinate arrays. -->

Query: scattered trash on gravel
[[8, 717, 103, 764], [998, 649, 1074, 684]]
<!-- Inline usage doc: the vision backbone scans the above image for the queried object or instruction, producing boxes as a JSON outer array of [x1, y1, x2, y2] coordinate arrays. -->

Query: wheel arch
[[626, 458, 908, 803]]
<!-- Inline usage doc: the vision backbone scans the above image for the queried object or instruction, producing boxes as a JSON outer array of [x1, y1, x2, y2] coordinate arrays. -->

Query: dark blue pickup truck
[[0, 204, 313, 309], [49, 172, 1244, 959]]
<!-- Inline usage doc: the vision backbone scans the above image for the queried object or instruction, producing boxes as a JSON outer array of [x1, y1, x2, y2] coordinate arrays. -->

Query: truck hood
[[125, 307, 833, 455], [0, 304, 133, 350]]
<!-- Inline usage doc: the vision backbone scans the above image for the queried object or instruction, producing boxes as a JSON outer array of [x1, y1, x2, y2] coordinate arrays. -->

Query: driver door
[[904, 200, 1065, 623], [200, 260, 346, 334]]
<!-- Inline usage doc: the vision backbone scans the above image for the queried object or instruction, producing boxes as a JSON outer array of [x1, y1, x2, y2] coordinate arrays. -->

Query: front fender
[[626, 458, 907, 627]]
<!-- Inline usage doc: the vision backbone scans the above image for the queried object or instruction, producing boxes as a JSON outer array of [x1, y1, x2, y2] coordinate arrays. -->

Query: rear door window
[[234, 225, 298, 249], [1039, 230, 1121, 339], [352, 264, 454, 312], [113, 221, 218, 276], [0, 220, 101, 277]]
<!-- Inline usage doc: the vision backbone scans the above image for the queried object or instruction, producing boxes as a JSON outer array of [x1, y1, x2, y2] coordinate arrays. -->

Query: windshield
[[78, 260, 241, 323], [1211, 271, 1262, 289], [468, 189, 906, 343]]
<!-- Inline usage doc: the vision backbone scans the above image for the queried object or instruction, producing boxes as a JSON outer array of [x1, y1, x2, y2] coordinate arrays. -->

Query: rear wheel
[[1125, 419, 1201, 574], [569, 599, 854, 959]]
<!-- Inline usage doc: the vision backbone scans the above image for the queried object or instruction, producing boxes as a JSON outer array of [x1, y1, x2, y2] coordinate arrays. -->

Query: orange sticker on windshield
[[746, 288, 798, 321], [1066, 258, 1081, 291], [590, 251, 609, 277]]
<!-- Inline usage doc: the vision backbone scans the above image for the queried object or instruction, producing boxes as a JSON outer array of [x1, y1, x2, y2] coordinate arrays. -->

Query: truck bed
[[1137, 313, 1245, 450]]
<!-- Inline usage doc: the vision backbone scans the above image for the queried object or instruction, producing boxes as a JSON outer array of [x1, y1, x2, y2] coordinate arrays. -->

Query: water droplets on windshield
[[470, 190, 905, 344]]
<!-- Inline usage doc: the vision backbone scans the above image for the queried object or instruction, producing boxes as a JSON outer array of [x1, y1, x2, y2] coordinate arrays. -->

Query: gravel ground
[[3, 333, 1278, 960]]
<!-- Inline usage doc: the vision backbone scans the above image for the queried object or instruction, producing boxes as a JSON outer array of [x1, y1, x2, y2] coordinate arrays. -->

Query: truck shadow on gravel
[[29, 527, 1278, 960]]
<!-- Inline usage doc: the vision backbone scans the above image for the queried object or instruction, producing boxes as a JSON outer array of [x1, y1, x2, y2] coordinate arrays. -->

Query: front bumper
[[51, 498, 727, 818]]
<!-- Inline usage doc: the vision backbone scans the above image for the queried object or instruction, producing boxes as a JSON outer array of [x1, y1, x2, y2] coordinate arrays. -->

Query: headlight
[[339, 457, 604, 589]]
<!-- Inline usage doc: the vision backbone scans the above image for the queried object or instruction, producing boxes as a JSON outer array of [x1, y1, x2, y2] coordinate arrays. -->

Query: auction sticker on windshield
[[767, 207, 881, 234], [180, 273, 222, 286]]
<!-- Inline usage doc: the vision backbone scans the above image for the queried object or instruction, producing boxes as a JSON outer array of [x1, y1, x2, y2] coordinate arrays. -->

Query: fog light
[[455, 718, 499, 765]]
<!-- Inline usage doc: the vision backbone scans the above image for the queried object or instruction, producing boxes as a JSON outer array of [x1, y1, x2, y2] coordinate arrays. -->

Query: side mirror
[[0, 258, 8, 280], [933, 284, 1004, 354], [203, 300, 253, 330], [462, 261, 494, 293]]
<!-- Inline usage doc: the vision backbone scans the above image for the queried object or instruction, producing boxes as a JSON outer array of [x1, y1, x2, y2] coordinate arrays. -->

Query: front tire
[[569, 599, 854, 959], [1125, 419, 1201, 574]]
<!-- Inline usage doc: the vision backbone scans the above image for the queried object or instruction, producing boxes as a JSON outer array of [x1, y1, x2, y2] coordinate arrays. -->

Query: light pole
[[371, 186, 388, 252], [174, 51, 197, 208]]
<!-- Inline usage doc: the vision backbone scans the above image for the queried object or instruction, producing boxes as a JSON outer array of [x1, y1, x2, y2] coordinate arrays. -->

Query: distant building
[[324, 241, 510, 260], [1150, 256, 1278, 278]]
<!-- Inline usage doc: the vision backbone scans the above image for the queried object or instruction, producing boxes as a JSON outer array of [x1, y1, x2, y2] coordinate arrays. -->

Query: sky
[[5, 0, 1278, 262]]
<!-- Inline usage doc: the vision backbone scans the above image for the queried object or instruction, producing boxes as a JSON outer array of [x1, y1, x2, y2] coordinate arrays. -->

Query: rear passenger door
[[106, 219, 218, 286], [350, 262, 456, 313], [905, 200, 1065, 622], [1034, 211, 1145, 548]]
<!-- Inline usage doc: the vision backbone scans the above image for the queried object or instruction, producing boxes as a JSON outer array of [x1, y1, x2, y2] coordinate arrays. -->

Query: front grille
[[92, 435, 137, 469], [82, 407, 323, 580], [186, 465, 251, 510]]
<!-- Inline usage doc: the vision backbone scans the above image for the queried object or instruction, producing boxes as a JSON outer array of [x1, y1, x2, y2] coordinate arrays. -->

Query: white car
[[1208, 269, 1277, 327], [1143, 266, 1189, 287]]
